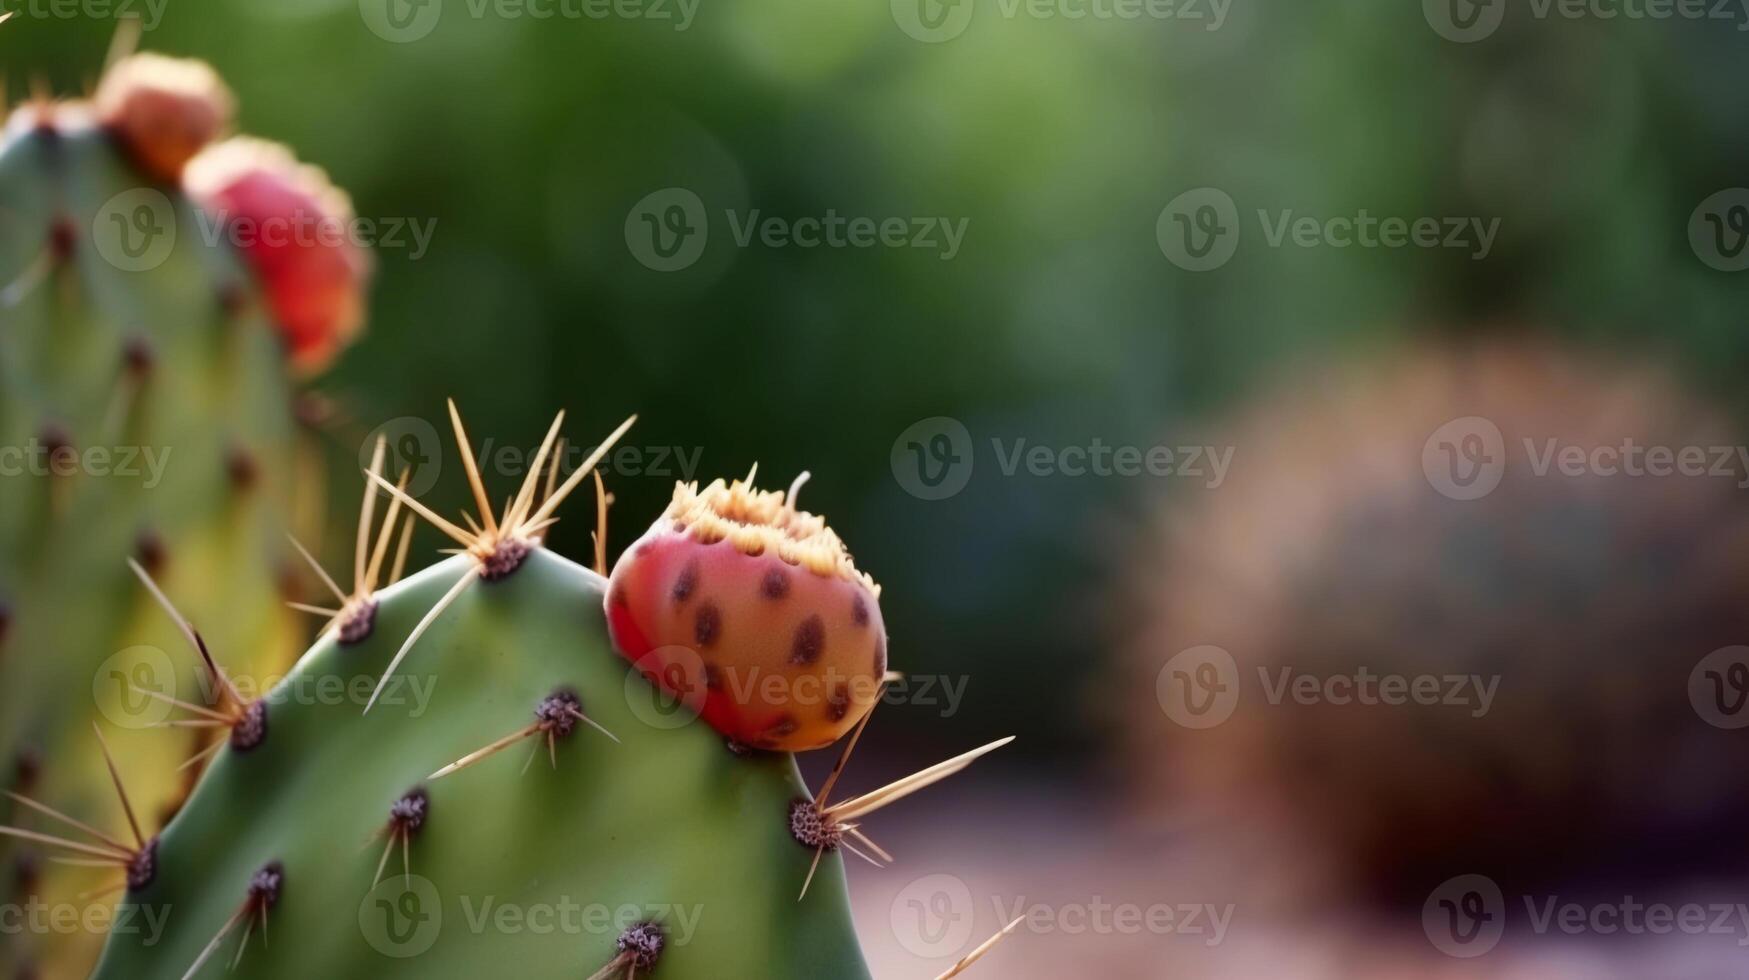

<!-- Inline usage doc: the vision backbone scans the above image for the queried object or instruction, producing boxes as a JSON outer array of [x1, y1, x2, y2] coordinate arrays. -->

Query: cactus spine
[[77, 407, 1012, 979]]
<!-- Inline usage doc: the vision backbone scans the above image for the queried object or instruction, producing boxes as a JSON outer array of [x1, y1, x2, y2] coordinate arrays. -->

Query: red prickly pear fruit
[[606, 476, 888, 752], [184, 137, 370, 375], [96, 53, 234, 183]]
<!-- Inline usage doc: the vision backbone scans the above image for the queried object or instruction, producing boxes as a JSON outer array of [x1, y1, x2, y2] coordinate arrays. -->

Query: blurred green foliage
[[5, 0, 1747, 759]]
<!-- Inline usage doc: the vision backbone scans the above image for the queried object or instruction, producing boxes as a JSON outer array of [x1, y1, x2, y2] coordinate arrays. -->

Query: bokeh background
[[7, 0, 1749, 976]]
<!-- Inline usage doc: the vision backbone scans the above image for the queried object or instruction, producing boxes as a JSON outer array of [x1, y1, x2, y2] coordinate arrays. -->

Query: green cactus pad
[[92, 549, 872, 979], [0, 109, 315, 978]]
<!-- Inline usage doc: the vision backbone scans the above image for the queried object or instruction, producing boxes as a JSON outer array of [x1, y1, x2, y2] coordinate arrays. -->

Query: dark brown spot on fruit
[[672, 561, 699, 603], [766, 715, 798, 740], [852, 594, 869, 626], [873, 634, 888, 676], [694, 602, 721, 648], [704, 664, 724, 691], [790, 615, 825, 665], [761, 568, 790, 600], [827, 684, 850, 722]]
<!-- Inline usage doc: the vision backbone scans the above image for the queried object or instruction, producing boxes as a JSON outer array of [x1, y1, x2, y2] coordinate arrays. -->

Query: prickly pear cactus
[[77, 409, 1009, 979], [0, 52, 365, 978], [94, 549, 872, 979]]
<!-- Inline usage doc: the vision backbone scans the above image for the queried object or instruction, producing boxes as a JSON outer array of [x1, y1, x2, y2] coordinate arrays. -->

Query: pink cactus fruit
[[184, 137, 370, 374], [607, 476, 888, 751]]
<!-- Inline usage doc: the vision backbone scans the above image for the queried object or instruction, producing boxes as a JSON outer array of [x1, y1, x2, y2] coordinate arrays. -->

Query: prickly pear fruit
[[606, 475, 888, 751], [17, 408, 1013, 979], [95, 52, 234, 183], [185, 137, 370, 375]]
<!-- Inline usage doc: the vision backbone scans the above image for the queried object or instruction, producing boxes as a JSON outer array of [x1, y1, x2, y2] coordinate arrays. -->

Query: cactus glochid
[[0, 47, 367, 979], [2, 406, 1014, 979]]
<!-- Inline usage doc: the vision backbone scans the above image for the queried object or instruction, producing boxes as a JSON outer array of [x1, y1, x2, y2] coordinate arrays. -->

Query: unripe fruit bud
[[96, 53, 234, 183]]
